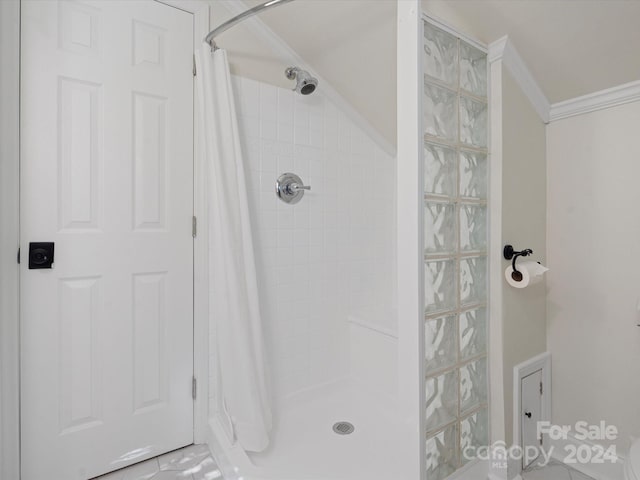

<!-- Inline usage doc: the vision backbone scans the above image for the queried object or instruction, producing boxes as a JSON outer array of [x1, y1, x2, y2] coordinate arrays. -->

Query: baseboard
[[548, 431, 625, 480]]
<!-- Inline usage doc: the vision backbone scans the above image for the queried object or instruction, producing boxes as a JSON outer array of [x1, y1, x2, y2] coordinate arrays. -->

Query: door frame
[[0, 1, 21, 479], [156, 0, 212, 448], [0, 1, 211, 477]]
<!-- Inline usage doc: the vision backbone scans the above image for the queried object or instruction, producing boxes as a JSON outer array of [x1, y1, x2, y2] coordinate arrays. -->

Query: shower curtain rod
[[204, 0, 296, 49]]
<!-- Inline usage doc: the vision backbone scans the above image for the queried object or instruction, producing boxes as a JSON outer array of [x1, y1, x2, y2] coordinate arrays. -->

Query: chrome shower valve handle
[[276, 173, 310, 204], [287, 182, 311, 194]]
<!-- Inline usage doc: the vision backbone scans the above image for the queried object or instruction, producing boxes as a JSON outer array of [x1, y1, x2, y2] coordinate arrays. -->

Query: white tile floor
[[95, 444, 223, 480], [93, 445, 597, 480], [522, 459, 595, 480]]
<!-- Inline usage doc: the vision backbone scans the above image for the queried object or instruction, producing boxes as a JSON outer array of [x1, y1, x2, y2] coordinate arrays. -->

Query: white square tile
[[277, 209, 294, 229], [522, 462, 595, 480], [258, 230, 277, 253], [293, 156, 309, 178], [239, 114, 260, 139], [293, 210, 309, 230], [121, 458, 159, 480], [293, 100, 309, 126], [191, 456, 223, 480], [94, 469, 125, 480], [292, 228, 309, 247], [278, 123, 294, 143], [293, 245, 309, 266], [309, 133, 323, 150], [258, 210, 277, 231], [150, 471, 193, 480], [158, 449, 185, 471], [238, 77, 260, 117], [277, 154, 294, 173], [260, 150, 277, 174], [259, 83, 277, 121], [174, 444, 211, 470], [258, 193, 277, 214], [277, 92, 294, 125], [309, 112, 323, 132], [260, 120, 278, 140], [276, 247, 294, 268], [294, 123, 309, 146], [276, 228, 294, 248]]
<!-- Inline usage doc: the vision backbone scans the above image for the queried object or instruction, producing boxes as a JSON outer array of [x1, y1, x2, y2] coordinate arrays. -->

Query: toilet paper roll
[[505, 261, 549, 289]]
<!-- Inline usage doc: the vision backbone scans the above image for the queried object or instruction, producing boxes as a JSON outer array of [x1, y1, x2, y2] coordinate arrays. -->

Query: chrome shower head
[[285, 66, 318, 95]]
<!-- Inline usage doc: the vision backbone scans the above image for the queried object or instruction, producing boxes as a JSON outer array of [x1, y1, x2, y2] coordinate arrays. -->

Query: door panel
[[521, 369, 543, 469], [20, 2, 194, 478]]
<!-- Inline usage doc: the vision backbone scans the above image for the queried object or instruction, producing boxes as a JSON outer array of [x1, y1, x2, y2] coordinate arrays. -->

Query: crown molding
[[215, 0, 397, 156], [549, 79, 640, 122], [489, 36, 640, 124], [488, 35, 551, 124]]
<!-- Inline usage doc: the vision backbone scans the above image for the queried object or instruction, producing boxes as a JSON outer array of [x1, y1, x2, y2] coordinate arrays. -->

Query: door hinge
[[192, 376, 197, 399], [192, 216, 197, 238], [540, 381, 543, 395], [17, 247, 20, 264], [193, 54, 196, 77]]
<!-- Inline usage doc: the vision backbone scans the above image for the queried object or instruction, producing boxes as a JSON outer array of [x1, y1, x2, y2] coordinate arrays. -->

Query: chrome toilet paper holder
[[503, 245, 533, 281]]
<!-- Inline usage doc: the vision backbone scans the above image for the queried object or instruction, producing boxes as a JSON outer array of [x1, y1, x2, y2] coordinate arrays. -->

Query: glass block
[[426, 369, 458, 432], [460, 408, 489, 465], [459, 96, 487, 148], [460, 256, 487, 307], [460, 42, 487, 97], [425, 423, 458, 480], [425, 142, 456, 197], [425, 316, 457, 374], [460, 205, 487, 252], [423, 22, 458, 87], [425, 202, 456, 255], [460, 356, 488, 413], [425, 83, 457, 142], [425, 259, 457, 314], [459, 308, 487, 360], [460, 150, 487, 199]]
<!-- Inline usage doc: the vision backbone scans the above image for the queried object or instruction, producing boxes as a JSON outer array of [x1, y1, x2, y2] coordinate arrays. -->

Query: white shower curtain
[[195, 46, 272, 452]]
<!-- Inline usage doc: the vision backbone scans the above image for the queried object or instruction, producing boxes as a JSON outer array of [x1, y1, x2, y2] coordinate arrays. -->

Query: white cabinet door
[[20, 2, 194, 478], [521, 369, 543, 469]]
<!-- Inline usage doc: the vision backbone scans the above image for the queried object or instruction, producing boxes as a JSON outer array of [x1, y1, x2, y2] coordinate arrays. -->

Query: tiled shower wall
[[208, 75, 396, 412]]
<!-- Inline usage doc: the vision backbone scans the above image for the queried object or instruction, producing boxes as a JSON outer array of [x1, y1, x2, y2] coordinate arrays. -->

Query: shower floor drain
[[332, 421, 355, 435]]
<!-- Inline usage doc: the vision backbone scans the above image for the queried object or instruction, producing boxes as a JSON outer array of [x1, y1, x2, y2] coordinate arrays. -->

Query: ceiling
[[212, 0, 640, 146]]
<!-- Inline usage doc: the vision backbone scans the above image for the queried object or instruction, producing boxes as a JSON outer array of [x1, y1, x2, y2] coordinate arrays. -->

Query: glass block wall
[[423, 20, 489, 479]]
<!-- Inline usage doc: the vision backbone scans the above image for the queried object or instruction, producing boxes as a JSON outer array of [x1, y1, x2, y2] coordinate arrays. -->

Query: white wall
[[0, 1, 21, 478], [500, 67, 547, 447], [547, 100, 640, 453], [208, 75, 396, 416]]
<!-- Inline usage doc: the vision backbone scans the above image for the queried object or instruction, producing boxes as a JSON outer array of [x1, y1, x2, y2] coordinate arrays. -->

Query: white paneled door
[[20, 1, 194, 478]]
